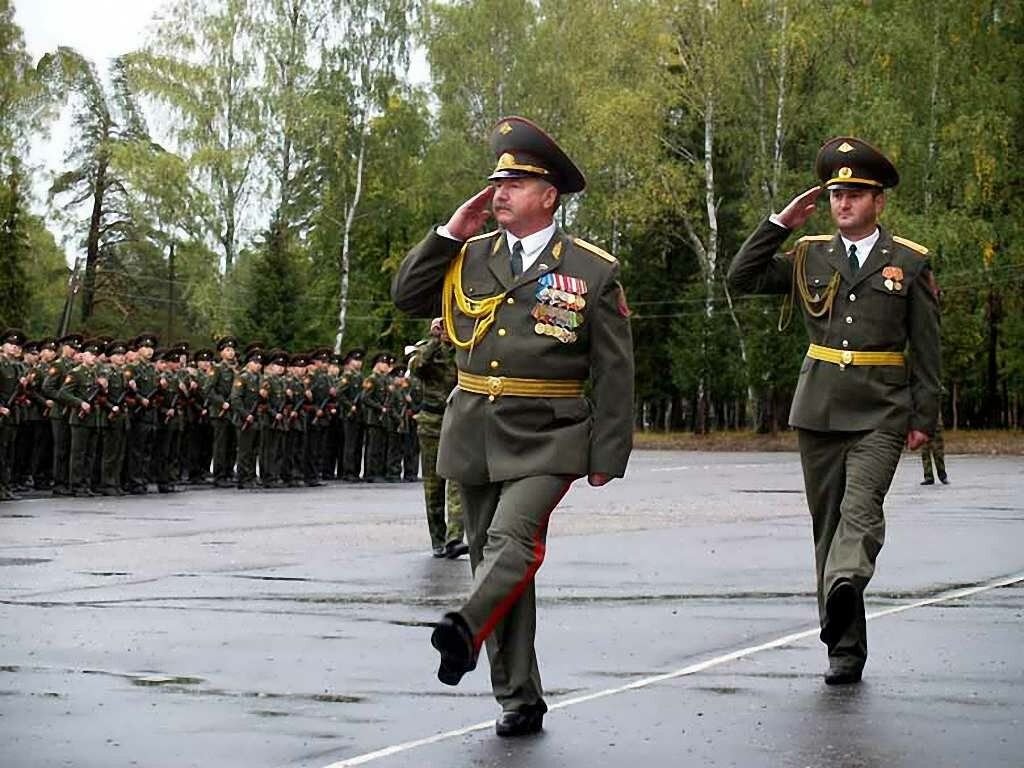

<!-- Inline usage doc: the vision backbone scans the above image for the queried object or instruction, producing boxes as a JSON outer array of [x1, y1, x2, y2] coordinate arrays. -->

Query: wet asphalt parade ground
[[1, 449, 1022, 768]]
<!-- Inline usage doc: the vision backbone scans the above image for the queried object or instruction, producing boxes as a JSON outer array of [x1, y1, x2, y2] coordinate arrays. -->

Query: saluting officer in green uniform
[[409, 320, 467, 559], [393, 116, 635, 737], [728, 137, 942, 685]]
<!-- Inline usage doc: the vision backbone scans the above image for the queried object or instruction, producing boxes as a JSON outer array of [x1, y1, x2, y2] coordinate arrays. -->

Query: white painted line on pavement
[[317, 571, 1024, 768]]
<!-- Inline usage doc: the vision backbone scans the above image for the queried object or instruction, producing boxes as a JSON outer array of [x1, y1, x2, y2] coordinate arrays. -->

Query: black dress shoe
[[820, 579, 858, 647], [445, 541, 470, 559], [430, 612, 477, 686], [939, 475, 949, 484], [431, 546, 447, 558], [824, 665, 863, 685], [920, 478, 935, 485], [495, 702, 547, 737]]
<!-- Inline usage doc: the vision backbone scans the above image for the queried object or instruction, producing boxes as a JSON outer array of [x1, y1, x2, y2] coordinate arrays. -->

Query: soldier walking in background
[[728, 137, 941, 686], [393, 116, 635, 737], [409, 319, 467, 559]]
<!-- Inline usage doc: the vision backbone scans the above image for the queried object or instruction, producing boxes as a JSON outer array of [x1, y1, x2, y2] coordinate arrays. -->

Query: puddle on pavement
[[0, 558, 52, 566], [0, 513, 34, 518], [81, 571, 131, 577], [251, 709, 291, 717], [131, 675, 205, 687]]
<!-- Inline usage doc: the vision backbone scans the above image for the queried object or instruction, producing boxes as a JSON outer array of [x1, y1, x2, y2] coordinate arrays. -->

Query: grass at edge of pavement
[[634, 429, 1024, 455]]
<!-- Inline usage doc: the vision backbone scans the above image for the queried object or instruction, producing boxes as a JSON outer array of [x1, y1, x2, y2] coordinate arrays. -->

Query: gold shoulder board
[[796, 234, 833, 244], [893, 236, 929, 256], [466, 229, 501, 244], [573, 237, 616, 263]]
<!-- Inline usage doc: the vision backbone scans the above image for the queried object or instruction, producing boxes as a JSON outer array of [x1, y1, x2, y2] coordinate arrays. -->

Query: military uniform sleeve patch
[[615, 281, 632, 318], [573, 238, 616, 263], [893, 235, 929, 256]]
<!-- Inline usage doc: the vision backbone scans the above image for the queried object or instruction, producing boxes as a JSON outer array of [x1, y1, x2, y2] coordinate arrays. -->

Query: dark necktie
[[510, 240, 524, 277], [848, 243, 859, 275]]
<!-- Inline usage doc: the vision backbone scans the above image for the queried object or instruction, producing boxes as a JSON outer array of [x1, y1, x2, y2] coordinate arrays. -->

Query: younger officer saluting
[[728, 137, 941, 685], [393, 116, 634, 737]]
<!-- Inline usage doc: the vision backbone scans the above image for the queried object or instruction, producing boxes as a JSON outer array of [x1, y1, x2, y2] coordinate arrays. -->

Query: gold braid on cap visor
[[442, 243, 509, 350]]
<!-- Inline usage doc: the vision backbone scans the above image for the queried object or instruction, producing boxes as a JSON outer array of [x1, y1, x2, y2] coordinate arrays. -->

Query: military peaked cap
[[488, 116, 586, 194], [194, 348, 215, 363], [216, 335, 239, 351], [815, 136, 899, 190], [106, 340, 128, 356], [83, 339, 104, 355], [343, 348, 365, 364], [134, 332, 159, 349], [1, 328, 27, 345]]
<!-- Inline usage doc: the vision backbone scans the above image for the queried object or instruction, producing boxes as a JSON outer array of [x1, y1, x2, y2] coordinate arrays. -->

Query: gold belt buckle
[[486, 376, 504, 400], [840, 350, 853, 370]]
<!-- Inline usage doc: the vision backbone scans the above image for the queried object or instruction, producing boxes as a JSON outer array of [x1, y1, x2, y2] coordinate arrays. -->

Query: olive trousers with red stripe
[[458, 475, 574, 711]]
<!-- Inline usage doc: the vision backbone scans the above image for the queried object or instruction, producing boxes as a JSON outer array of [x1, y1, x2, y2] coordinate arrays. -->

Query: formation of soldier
[[0, 328, 436, 501]]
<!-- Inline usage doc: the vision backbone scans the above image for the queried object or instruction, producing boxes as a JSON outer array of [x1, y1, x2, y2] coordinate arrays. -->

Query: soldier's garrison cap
[[343, 348, 365, 364], [815, 136, 899, 190], [488, 116, 586, 194], [216, 335, 239, 351], [1, 328, 27, 345], [106, 340, 128, 356]]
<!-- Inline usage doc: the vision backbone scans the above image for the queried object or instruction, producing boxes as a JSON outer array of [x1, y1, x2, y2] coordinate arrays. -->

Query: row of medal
[[533, 273, 587, 343]]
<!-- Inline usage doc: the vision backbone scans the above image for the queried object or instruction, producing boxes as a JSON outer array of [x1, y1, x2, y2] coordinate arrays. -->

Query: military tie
[[848, 243, 859, 275], [510, 240, 524, 278]]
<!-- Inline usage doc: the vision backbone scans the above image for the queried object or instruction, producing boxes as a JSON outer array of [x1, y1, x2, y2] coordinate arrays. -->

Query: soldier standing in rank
[[320, 354, 343, 480], [187, 349, 215, 484], [149, 348, 182, 494], [207, 336, 240, 487], [0, 329, 28, 501], [921, 401, 949, 486], [360, 352, 392, 483], [29, 338, 58, 490], [393, 116, 635, 737], [728, 137, 941, 686], [98, 341, 130, 495], [400, 352, 422, 482], [258, 349, 289, 487], [306, 349, 332, 480], [58, 340, 107, 497], [338, 349, 365, 482], [124, 333, 159, 495], [282, 353, 311, 487], [409, 319, 468, 559], [12, 339, 38, 491], [232, 347, 265, 490], [384, 362, 408, 482], [42, 333, 84, 496]]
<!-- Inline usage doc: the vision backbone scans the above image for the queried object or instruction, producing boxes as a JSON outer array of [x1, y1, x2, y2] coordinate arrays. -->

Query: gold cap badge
[[838, 166, 853, 179], [838, 142, 855, 152], [499, 122, 513, 135]]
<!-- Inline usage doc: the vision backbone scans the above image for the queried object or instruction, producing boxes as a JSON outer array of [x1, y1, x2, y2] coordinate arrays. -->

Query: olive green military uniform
[[394, 223, 634, 712], [99, 357, 129, 494], [361, 370, 390, 482], [150, 368, 182, 492], [125, 357, 158, 493], [206, 359, 238, 486], [338, 367, 364, 480], [409, 336, 464, 552], [384, 374, 408, 482], [259, 368, 287, 486], [0, 353, 22, 499], [29, 358, 55, 489], [58, 362, 104, 495], [728, 218, 941, 675], [42, 355, 76, 494], [231, 367, 263, 488], [401, 372, 421, 481]]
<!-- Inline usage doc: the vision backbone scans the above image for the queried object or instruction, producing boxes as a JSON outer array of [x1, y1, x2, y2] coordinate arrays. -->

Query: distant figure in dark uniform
[[728, 137, 942, 686], [393, 116, 634, 737]]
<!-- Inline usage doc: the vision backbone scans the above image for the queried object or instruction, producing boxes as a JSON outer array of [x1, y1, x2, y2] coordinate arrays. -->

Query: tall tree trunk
[[924, 11, 941, 214], [80, 156, 108, 322], [770, 0, 789, 206], [334, 130, 366, 353]]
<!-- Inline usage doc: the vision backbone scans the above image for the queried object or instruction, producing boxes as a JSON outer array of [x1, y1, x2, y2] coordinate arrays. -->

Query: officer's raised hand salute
[[728, 136, 941, 687], [393, 116, 634, 738]]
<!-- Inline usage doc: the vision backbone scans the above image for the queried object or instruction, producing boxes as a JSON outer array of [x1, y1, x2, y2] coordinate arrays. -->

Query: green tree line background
[[1, 0, 1022, 431]]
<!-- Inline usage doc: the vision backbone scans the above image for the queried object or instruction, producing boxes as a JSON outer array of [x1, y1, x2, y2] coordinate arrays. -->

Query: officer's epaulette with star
[[893, 236, 929, 257], [573, 237, 616, 263], [796, 234, 833, 244]]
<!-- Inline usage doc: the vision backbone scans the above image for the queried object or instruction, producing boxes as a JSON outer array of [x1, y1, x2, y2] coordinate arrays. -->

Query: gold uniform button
[[498, 328, 507, 337], [490, 360, 500, 369], [506, 297, 515, 305]]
